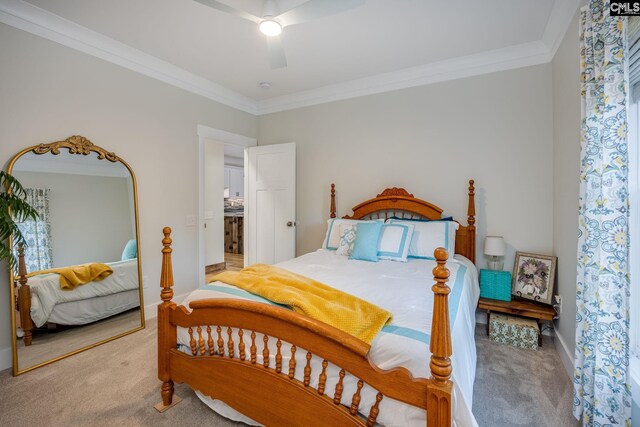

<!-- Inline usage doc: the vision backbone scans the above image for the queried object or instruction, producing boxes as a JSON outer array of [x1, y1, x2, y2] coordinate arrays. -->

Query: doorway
[[222, 144, 245, 274], [197, 125, 256, 285]]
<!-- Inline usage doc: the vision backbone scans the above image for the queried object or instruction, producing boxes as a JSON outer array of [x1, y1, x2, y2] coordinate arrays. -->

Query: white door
[[246, 143, 296, 265]]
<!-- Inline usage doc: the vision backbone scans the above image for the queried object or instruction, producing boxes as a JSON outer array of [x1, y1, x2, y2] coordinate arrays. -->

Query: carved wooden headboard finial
[[330, 184, 336, 219], [466, 180, 476, 263], [376, 188, 414, 198], [467, 180, 475, 228]]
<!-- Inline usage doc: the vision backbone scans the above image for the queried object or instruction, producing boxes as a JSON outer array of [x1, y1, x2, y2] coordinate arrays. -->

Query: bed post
[[426, 248, 452, 427], [155, 227, 181, 412], [16, 243, 33, 347], [467, 179, 476, 264], [330, 183, 336, 218]]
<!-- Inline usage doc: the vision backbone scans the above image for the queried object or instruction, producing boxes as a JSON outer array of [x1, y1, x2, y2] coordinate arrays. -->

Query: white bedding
[[178, 250, 479, 427], [46, 289, 140, 325], [27, 258, 140, 327]]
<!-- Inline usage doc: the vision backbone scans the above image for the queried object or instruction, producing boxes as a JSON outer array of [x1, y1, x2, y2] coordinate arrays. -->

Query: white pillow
[[377, 223, 414, 262], [335, 223, 357, 256], [322, 218, 377, 250], [387, 219, 459, 259]]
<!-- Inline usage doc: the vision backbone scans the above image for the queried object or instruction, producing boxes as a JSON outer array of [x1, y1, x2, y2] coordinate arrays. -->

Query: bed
[[15, 249, 141, 346], [157, 181, 478, 427]]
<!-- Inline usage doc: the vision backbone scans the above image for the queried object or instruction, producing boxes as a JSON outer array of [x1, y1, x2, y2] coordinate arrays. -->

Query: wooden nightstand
[[477, 297, 557, 346]]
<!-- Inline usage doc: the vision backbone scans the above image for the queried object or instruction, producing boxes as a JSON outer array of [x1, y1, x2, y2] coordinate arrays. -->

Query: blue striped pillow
[[377, 223, 414, 262], [387, 220, 458, 259]]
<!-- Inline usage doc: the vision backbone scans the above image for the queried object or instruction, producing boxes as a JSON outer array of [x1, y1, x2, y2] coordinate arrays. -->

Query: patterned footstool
[[489, 313, 539, 351]]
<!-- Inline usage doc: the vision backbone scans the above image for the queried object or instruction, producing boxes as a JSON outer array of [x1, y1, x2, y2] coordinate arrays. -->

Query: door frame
[[197, 124, 256, 284]]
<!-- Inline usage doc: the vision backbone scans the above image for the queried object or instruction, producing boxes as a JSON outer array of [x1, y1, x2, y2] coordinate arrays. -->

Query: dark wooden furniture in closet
[[224, 215, 244, 254]]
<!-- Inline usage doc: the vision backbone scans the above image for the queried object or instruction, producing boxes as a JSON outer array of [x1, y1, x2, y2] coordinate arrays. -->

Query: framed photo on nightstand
[[512, 252, 557, 305]]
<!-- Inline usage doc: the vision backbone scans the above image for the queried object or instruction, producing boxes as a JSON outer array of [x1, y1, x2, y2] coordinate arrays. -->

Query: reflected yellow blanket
[[213, 264, 392, 344], [27, 263, 113, 290]]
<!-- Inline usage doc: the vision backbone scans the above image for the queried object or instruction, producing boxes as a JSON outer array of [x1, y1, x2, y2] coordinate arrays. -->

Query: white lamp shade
[[484, 236, 505, 256]]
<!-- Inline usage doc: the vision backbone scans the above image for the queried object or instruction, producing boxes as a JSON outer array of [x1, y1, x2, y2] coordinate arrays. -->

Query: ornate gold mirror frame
[[6, 135, 145, 375]]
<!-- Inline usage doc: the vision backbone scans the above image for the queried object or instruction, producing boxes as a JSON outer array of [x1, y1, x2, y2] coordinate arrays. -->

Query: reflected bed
[[26, 258, 140, 327]]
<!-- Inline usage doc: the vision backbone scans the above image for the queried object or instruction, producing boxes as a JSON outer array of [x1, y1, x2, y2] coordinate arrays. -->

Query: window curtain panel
[[16, 188, 53, 272], [574, 2, 631, 426]]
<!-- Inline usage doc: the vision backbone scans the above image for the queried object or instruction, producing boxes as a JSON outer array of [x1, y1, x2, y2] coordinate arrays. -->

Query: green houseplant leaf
[[0, 171, 38, 271]]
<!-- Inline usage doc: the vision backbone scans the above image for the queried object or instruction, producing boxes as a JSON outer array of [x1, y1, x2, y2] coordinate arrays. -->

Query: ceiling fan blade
[[194, 0, 261, 24], [275, 0, 365, 27], [267, 36, 287, 69]]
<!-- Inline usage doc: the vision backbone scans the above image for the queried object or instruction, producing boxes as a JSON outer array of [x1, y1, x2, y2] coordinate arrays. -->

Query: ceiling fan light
[[259, 19, 282, 36]]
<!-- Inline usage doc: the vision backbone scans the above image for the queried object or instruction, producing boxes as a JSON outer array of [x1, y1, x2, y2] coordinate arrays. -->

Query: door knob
[[286, 221, 296, 227]]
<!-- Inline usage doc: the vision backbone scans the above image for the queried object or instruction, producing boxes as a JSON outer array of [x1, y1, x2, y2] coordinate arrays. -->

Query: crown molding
[[0, 0, 258, 115], [0, 0, 579, 116], [256, 41, 551, 115], [541, 0, 581, 58]]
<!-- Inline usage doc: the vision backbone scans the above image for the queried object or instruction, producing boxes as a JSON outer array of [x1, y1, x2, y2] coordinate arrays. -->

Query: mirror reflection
[[8, 138, 144, 374]]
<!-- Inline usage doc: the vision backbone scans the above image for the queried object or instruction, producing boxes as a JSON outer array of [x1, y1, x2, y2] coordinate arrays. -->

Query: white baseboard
[[475, 309, 555, 337], [554, 330, 575, 380]]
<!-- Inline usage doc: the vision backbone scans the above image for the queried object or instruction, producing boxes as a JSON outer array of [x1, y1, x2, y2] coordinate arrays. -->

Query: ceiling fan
[[194, 0, 365, 69]]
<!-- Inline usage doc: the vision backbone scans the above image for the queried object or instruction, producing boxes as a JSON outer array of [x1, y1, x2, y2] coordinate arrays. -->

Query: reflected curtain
[[16, 188, 53, 272], [574, 2, 631, 426]]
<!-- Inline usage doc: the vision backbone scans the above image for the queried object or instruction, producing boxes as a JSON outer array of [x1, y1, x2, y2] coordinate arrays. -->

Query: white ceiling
[[3, 0, 578, 114]]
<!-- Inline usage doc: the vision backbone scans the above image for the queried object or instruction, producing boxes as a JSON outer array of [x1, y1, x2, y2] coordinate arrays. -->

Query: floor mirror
[[6, 135, 144, 375]]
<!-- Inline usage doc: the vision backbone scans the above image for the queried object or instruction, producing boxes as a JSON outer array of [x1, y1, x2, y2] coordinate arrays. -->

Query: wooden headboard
[[329, 180, 476, 263]]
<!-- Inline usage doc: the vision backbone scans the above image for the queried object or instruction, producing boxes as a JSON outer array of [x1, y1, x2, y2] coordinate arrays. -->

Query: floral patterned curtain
[[15, 188, 53, 272], [574, 2, 631, 426]]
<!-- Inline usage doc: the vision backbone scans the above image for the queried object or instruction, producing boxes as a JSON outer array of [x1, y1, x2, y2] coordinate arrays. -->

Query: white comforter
[[178, 250, 480, 427], [27, 258, 139, 327]]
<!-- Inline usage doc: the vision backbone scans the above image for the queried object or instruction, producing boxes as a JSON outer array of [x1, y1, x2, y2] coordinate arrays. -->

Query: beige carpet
[[0, 319, 240, 427], [472, 325, 579, 427], [0, 320, 577, 427]]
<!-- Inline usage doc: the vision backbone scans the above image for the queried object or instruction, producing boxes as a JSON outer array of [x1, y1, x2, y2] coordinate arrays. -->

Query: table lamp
[[484, 236, 505, 270]]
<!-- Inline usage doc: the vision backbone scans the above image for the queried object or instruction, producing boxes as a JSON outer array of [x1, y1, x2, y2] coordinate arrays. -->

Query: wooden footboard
[[156, 228, 453, 426]]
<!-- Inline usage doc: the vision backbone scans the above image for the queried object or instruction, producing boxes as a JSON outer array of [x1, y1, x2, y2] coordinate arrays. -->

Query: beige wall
[[0, 23, 257, 364], [0, 14, 581, 378], [11, 171, 134, 267], [551, 9, 581, 376], [258, 64, 555, 272]]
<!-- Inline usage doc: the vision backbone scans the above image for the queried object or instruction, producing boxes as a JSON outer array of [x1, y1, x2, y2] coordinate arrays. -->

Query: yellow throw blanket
[[27, 263, 113, 290], [213, 264, 392, 344]]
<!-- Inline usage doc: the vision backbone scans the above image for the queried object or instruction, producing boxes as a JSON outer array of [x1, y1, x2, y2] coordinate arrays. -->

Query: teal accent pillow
[[121, 239, 137, 260], [349, 222, 383, 262]]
